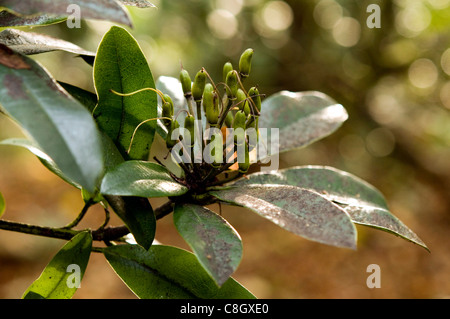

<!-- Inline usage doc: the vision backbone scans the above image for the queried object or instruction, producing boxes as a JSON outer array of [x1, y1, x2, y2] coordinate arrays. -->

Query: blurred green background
[[0, 0, 449, 298]]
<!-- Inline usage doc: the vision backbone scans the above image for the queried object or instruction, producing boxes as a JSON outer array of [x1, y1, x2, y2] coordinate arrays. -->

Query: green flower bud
[[248, 86, 261, 115], [225, 111, 234, 128], [239, 48, 254, 79], [236, 89, 250, 116], [166, 119, 180, 149], [210, 134, 223, 168], [233, 110, 247, 145], [192, 68, 207, 102], [180, 69, 192, 97], [163, 94, 174, 113], [226, 70, 238, 100], [246, 116, 258, 151], [223, 62, 233, 83], [184, 114, 196, 147], [238, 141, 250, 174], [203, 83, 220, 126], [162, 102, 173, 128]]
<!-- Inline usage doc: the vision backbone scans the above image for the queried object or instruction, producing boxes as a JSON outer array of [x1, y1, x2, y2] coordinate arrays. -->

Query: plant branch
[[0, 200, 175, 242]]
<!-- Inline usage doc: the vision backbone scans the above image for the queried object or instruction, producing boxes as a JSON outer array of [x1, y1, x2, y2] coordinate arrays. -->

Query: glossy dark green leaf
[[58, 82, 97, 113], [210, 185, 357, 250], [0, 138, 80, 189], [258, 91, 348, 156], [174, 203, 243, 286], [0, 29, 95, 59], [104, 244, 256, 299], [101, 160, 189, 198], [104, 195, 155, 250], [1, 0, 132, 27], [229, 166, 428, 250], [0, 191, 5, 218], [94, 26, 157, 161], [0, 45, 104, 193], [22, 231, 92, 299]]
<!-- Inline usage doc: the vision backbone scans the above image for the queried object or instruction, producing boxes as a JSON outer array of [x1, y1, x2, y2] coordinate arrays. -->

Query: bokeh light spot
[[313, 0, 343, 30], [207, 9, 239, 39], [262, 1, 294, 32], [408, 58, 438, 89], [332, 17, 361, 47]]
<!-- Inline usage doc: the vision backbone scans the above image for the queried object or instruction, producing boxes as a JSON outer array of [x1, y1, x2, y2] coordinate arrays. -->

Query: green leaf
[[0, 191, 5, 218], [94, 26, 157, 161], [173, 203, 243, 287], [0, 138, 80, 189], [229, 166, 428, 250], [22, 231, 92, 299], [1, 0, 132, 27], [101, 160, 189, 198], [0, 45, 104, 193], [104, 244, 256, 299], [0, 133, 122, 190], [231, 166, 389, 210], [258, 91, 348, 156], [210, 185, 357, 250], [104, 195, 155, 250], [58, 82, 98, 113], [0, 29, 95, 58]]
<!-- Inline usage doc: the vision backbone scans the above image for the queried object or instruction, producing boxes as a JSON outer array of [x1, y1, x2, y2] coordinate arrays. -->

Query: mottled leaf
[[0, 45, 104, 193], [0, 29, 95, 58], [22, 231, 92, 299], [258, 91, 348, 157], [101, 160, 188, 198], [94, 26, 157, 161], [345, 205, 428, 251], [174, 203, 243, 286], [0, 10, 66, 27], [211, 185, 357, 249], [1, 0, 131, 27], [104, 244, 256, 299], [119, 0, 155, 8], [230, 166, 389, 210], [229, 166, 428, 250]]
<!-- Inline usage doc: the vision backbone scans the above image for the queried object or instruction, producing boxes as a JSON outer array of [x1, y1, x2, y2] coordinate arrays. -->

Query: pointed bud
[[180, 69, 192, 97], [192, 68, 207, 102], [225, 111, 234, 128], [233, 110, 247, 145], [184, 114, 196, 147], [223, 62, 233, 83], [166, 119, 180, 149], [203, 83, 220, 126], [238, 141, 250, 174], [239, 48, 254, 79], [248, 86, 261, 115], [226, 70, 238, 100], [162, 102, 173, 128]]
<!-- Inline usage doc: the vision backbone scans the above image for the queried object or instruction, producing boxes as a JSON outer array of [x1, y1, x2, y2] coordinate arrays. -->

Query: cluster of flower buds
[[162, 48, 262, 178]]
